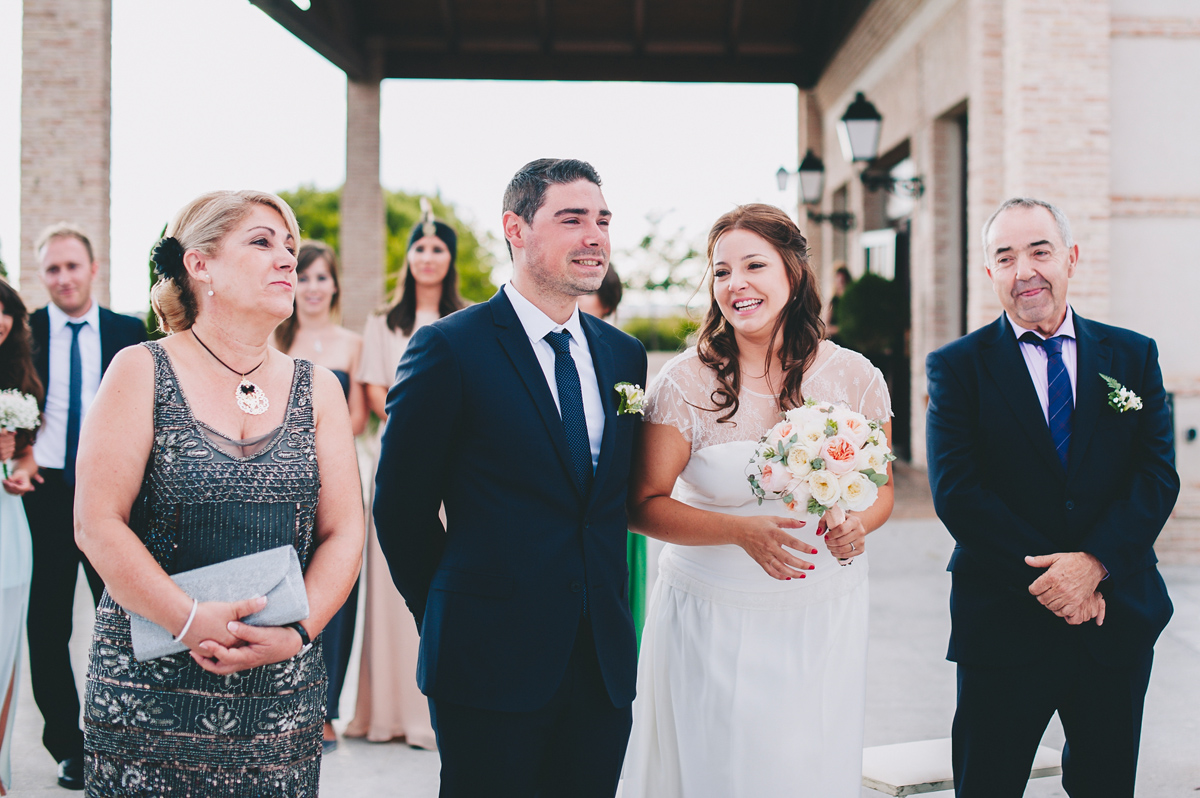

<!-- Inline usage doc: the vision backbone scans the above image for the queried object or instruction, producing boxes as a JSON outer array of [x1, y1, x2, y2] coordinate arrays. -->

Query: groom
[[374, 158, 647, 796], [926, 198, 1178, 797]]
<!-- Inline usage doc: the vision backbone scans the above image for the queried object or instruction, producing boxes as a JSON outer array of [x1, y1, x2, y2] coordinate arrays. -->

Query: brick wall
[[20, 0, 112, 309]]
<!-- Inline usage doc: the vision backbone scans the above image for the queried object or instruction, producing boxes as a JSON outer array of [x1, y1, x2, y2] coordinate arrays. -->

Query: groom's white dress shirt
[[504, 282, 604, 470], [1007, 306, 1078, 425], [36, 301, 102, 470]]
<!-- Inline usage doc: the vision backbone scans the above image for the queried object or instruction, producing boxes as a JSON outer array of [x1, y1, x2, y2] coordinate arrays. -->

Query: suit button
[[570, 580, 583, 593], [1065, 501, 1075, 511]]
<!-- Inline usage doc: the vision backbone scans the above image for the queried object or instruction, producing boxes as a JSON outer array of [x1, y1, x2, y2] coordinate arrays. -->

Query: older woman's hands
[[820, 504, 867, 561], [190, 621, 303, 676], [178, 596, 269, 656], [735, 515, 815, 580]]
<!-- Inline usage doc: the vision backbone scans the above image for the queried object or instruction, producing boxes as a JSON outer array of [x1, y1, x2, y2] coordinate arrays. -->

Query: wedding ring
[[850, 542, 857, 552]]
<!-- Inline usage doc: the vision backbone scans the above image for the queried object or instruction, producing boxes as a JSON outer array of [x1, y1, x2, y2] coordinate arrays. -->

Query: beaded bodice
[[130, 341, 321, 575]]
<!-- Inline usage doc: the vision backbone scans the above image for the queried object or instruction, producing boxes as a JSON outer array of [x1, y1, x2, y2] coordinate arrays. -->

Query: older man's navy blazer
[[926, 311, 1177, 668], [373, 289, 647, 713]]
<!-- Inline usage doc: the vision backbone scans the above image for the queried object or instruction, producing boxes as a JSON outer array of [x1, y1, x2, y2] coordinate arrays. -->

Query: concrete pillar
[[340, 75, 385, 335], [965, 0, 1005, 331], [20, 0, 112, 307], [798, 90, 825, 288]]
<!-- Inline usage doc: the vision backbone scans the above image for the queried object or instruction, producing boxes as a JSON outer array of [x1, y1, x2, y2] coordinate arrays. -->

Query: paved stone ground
[[8, 497, 1199, 795]]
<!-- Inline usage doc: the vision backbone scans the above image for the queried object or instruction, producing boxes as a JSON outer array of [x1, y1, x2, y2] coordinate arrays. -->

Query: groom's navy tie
[[544, 330, 593, 495], [1022, 332, 1073, 470], [63, 320, 86, 486]]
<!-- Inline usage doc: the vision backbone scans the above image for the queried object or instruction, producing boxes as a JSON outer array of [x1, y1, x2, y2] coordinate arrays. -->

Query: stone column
[[965, 0, 1005, 331], [340, 75, 385, 335], [20, 0, 112, 307]]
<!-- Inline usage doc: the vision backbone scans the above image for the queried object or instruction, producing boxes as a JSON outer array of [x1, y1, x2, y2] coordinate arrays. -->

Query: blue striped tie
[[1023, 333, 1072, 470]]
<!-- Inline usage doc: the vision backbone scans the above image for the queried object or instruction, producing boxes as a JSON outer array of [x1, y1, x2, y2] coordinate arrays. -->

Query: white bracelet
[[173, 598, 199, 643]]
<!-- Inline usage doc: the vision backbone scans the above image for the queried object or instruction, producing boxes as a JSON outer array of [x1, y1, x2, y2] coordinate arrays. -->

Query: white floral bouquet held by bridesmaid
[[0, 390, 40, 477], [747, 399, 894, 561]]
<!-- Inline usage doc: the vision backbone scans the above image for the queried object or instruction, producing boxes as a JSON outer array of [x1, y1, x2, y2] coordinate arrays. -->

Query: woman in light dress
[[0, 278, 42, 795], [274, 240, 367, 751], [344, 203, 466, 749], [623, 204, 894, 797]]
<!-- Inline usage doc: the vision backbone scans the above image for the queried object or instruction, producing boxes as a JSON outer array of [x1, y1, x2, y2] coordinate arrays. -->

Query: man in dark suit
[[374, 159, 647, 797], [26, 224, 147, 790], [926, 198, 1178, 797]]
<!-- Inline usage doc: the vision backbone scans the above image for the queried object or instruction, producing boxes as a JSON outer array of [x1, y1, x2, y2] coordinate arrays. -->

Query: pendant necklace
[[192, 329, 270, 415]]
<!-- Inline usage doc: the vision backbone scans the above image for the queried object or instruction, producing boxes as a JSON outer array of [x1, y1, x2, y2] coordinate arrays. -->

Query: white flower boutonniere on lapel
[[615, 382, 647, 416], [1099, 374, 1143, 413]]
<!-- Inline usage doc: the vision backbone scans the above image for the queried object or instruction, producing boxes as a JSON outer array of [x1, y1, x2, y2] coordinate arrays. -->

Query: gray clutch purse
[[126, 545, 310, 661]]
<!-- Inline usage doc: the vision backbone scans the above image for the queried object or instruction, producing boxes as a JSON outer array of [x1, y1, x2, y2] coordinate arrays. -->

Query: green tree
[[279, 185, 497, 305]]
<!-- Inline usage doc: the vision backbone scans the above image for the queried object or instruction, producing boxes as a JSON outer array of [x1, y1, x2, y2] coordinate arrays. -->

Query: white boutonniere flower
[[615, 382, 647, 416], [1099, 374, 1143, 413]]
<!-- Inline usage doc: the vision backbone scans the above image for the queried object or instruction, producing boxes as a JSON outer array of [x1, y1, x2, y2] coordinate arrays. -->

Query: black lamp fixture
[[837, 90, 925, 198], [776, 149, 856, 231], [837, 92, 882, 163]]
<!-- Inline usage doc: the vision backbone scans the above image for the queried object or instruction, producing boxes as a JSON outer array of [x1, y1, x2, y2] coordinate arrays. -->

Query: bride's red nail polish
[[785, 577, 792, 581], [799, 573, 806, 578]]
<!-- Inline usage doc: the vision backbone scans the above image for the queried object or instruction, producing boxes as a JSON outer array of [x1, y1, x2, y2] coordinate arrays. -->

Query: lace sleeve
[[644, 359, 697, 448], [857, 365, 893, 422]]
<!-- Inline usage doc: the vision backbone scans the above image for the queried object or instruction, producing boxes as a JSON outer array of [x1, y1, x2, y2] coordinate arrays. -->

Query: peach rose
[[761, 462, 793, 494], [820, 435, 859, 475]]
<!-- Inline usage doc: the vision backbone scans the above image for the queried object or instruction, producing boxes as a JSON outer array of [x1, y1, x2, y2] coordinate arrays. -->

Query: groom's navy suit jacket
[[374, 289, 647, 712], [926, 311, 1177, 668]]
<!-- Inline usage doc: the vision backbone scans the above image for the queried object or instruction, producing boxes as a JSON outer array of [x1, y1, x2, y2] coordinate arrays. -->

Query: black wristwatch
[[284, 622, 312, 654]]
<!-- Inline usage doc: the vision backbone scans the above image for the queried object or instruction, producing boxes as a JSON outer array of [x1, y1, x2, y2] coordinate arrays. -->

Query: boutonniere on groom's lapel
[[1099, 374, 1143, 413], [615, 382, 647, 416]]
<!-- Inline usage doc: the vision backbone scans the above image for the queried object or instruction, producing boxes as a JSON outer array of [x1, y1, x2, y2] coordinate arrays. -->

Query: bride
[[622, 204, 894, 797]]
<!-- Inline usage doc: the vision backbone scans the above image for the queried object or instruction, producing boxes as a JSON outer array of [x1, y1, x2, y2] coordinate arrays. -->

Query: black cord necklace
[[192, 329, 270, 416]]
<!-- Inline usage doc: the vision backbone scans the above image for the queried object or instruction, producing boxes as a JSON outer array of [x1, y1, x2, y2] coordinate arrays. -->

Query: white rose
[[807, 469, 841, 507], [838, 471, 879, 512], [798, 422, 826, 450], [856, 442, 892, 473], [786, 442, 816, 479]]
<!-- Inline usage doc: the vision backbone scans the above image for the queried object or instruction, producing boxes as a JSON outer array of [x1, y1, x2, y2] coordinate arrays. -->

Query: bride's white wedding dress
[[622, 342, 891, 798]]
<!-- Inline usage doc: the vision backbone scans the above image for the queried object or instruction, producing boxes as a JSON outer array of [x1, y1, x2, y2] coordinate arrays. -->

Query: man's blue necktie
[[544, 330, 593, 495], [63, 320, 86, 486], [1022, 332, 1072, 470]]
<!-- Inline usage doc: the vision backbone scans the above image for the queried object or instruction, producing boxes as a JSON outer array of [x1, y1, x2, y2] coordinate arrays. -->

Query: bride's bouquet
[[747, 399, 894, 520], [0, 389, 40, 477]]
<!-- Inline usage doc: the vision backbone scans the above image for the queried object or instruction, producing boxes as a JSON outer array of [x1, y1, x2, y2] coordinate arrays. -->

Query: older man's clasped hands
[[1025, 550, 1108, 625]]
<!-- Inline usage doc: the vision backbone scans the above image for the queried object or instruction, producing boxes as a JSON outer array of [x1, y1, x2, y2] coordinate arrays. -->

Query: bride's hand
[[820, 505, 866, 560], [735, 515, 815, 580]]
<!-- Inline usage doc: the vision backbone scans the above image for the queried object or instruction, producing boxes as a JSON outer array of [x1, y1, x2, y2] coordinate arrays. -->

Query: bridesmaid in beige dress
[[344, 201, 467, 749]]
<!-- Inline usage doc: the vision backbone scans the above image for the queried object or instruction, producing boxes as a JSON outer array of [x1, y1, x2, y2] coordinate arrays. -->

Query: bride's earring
[[207, 287, 214, 296]]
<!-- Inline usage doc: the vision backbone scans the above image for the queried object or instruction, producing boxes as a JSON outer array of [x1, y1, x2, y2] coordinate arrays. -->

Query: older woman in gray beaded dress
[[74, 190, 364, 796]]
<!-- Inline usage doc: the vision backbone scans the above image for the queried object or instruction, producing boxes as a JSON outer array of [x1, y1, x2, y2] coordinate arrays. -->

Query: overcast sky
[[0, 0, 800, 315]]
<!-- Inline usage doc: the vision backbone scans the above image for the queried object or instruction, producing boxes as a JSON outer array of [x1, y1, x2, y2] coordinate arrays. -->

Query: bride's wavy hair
[[696, 204, 825, 423]]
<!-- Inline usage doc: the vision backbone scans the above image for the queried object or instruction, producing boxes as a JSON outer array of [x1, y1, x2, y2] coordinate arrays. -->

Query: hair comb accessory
[[151, 237, 186, 281], [419, 197, 438, 239]]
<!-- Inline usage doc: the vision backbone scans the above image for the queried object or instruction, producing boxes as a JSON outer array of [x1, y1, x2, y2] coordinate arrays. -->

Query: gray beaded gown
[[83, 342, 325, 797]]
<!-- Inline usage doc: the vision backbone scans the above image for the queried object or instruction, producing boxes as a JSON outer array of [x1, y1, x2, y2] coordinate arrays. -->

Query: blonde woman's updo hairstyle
[[696, 203, 824, 423], [150, 190, 301, 334]]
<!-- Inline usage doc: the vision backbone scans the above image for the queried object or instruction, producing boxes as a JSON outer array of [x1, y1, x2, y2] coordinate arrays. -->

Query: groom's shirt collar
[[504, 281, 587, 345], [503, 282, 603, 470]]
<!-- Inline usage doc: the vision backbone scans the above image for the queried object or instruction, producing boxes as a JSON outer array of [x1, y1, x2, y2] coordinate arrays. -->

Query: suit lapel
[[979, 315, 1063, 474], [581, 314, 616, 511], [489, 291, 586, 500], [31, 308, 50, 390], [1067, 314, 1110, 482], [98, 307, 118, 374]]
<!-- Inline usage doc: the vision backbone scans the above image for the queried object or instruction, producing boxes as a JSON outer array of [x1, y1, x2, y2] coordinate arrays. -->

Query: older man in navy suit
[[26, 224, 147, 789], [926, 198, 1178, 797], [374, 159, 647, 797]]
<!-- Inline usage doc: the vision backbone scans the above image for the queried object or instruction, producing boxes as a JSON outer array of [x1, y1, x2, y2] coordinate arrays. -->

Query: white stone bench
[[861, 738, 1063, 796]]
